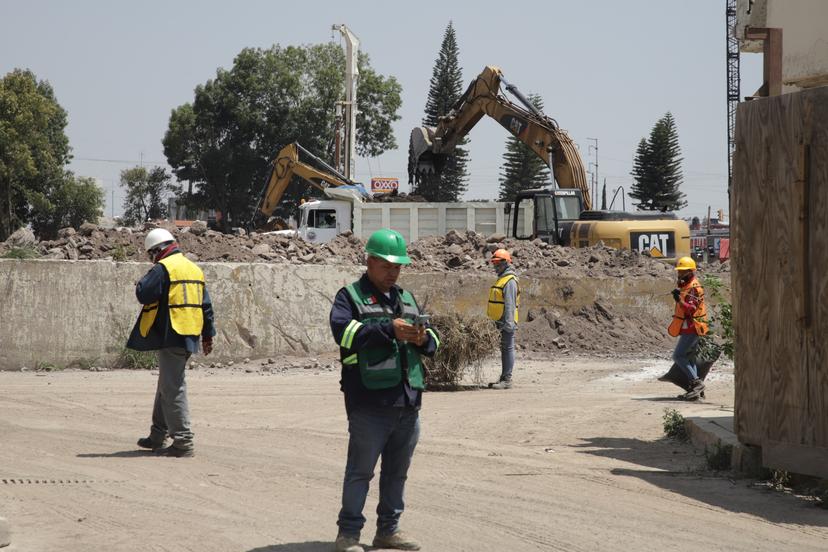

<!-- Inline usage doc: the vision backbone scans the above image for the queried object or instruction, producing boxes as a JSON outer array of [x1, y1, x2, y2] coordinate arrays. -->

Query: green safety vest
[[340, 282, 433, 391]]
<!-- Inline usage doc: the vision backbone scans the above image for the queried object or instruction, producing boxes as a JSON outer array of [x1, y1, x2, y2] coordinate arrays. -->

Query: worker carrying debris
[[329, 228, 440, 552], [126, 228, 216, 457], [667, 256, 708, 401], [487, 248, 520, 389]]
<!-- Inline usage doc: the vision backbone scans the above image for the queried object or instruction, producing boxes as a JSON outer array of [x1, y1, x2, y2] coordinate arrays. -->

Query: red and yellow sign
[[371, 177, 399, 194]]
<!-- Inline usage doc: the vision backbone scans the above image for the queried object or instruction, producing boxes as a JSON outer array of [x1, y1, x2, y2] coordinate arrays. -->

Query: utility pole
[[587, 137, 598, 205], [332, 24, 359, 181], [725, 0, 740, 220], [705, 205, 712, 264]]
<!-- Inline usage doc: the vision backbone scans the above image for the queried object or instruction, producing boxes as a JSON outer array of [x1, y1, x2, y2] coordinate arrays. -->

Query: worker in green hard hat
[[329, 228, 441, 552]]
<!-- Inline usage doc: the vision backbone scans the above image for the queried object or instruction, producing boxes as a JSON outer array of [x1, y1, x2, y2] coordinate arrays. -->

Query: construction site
[[1, 1, 827, 551]]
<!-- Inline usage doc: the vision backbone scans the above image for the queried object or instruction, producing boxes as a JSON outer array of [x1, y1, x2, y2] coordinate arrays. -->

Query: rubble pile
[[1, 225, 676, 279]]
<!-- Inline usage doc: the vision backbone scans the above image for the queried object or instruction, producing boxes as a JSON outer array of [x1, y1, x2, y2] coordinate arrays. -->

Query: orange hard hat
[[490, 248, 512, 264]]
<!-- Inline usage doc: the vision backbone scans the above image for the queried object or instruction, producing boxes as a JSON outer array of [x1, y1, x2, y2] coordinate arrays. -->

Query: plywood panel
[[734, 86, 828, 471]]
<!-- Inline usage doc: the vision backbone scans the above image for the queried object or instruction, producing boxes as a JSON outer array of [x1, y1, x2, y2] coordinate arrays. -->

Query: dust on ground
[[0, 356, 824, 552]]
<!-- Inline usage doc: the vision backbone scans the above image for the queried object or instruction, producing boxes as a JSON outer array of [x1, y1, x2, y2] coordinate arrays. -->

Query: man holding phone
[[329, 228, 440, 552]]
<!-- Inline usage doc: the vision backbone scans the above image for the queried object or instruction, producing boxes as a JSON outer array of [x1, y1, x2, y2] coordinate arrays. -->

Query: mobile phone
[[414, 314, 430, 327]]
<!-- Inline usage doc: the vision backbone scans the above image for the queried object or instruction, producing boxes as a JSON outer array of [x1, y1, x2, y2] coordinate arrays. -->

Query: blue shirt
[[330, 273, 437, 413], [126, 251, 216, 353]]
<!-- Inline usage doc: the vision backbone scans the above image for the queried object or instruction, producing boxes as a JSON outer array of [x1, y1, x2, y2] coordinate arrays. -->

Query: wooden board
[[733, 86, 828, 475]]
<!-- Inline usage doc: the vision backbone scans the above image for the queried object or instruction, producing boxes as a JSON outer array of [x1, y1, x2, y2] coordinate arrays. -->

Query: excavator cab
[[508, 188, 584, 245]]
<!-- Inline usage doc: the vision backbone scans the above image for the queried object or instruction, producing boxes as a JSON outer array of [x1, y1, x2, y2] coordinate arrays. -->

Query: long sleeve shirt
[[330, 273, 437, 413], [497, 265, 518, 333]]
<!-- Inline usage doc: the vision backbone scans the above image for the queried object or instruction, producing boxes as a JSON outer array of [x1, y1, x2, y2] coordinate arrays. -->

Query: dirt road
[[0, 356, 825, 551]]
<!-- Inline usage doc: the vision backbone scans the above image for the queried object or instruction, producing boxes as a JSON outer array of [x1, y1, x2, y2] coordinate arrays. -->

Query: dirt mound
[[517, 302, 671, 356]]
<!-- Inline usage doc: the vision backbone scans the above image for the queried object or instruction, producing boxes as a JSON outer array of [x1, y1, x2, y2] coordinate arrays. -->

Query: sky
[[1, 0, 763, 219]]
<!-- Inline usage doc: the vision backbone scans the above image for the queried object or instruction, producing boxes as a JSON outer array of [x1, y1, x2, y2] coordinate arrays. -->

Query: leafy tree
[[601, 181, 607, 210], [413, 22, 469, 202], [163, 44, 402, 230], [630, 112, 686, 211], [0, 69, 71, 240], [120, 166, 175, 226], [30, 174, 103, 238], [497, 94, 550, 201]]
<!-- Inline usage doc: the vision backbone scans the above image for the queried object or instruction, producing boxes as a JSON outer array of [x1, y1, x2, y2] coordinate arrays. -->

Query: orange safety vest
[[667, 276, 708, 337]]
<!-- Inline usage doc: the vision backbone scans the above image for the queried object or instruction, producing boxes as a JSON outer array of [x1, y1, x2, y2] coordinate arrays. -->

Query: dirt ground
[[1, 355, 825, 552]]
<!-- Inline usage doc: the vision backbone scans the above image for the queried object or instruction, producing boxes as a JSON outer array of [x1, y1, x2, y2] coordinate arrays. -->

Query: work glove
[[671, 288, 681, 302], [202, 336, 213, 356]]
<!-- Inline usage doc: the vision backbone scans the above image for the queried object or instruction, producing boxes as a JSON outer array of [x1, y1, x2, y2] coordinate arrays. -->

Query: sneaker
[[334, 533, 364, 552], [372, 531, 421, 550], [681, 379, 705, 401], [136, 436, 165, 450], [154, 445, 194, 458], [490, 379, 513, 390]]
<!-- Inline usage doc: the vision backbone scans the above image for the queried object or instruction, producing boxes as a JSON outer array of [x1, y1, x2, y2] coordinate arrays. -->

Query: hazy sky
[[2, 0, 762, 218]]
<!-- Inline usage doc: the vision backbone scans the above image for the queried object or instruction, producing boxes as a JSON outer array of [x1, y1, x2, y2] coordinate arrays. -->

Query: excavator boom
[[408, 65, 591, 209], [252, 143, 354, 228]]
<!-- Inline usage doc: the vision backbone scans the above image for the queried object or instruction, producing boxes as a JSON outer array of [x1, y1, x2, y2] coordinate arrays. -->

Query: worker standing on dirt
[[126, 228, 216, 458], [487, 248, 520, 390], [668, 256, 708, 400], [329, 228, 440, 552]]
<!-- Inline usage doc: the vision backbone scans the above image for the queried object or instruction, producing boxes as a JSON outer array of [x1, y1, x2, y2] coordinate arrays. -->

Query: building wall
[[737, 0, 828, 90]]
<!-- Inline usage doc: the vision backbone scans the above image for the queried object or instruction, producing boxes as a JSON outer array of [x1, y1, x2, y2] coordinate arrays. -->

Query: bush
[[705, 442, 733, 471], [663, 408, 688, 441], [1, 246, 41, 259], [423, 312, 498, 388]]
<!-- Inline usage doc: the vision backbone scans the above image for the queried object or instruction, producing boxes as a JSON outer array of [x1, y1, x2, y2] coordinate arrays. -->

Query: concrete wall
[[737, 0, 828, 90], [0, 259, 678, 371]]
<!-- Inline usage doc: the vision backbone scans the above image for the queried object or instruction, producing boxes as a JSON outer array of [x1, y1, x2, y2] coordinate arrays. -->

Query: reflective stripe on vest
[[667, 277, 708, 337], [487, 273, 520, 323], [138, 253, 205, 337]]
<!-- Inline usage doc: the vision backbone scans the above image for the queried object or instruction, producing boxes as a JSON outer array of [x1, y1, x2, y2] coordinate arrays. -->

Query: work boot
[[136, 436, 166, 451], [681, 379, 705, 401], [372, 531, 421, 550], [334, 533, 364, 552], [154, 444, 194, 458], [490, 378, 513, 390]]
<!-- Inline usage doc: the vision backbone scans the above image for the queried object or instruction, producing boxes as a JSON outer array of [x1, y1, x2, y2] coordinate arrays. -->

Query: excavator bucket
[[408, 127, 447, 184]]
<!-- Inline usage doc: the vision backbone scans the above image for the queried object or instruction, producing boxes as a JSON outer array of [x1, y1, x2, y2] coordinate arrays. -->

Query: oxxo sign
[[630, 231, 675, 258], [371, 177, 399, 194]]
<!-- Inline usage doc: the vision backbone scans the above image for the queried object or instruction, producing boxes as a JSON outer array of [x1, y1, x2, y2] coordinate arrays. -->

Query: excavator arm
[[408, 65, 591, 209], [252, 142, 354, 228]]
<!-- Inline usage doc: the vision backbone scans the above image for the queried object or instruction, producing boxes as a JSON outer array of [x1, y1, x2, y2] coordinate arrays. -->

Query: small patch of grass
[[34, 360, 60, 372], [111, 244, 136, 262], [663, 408, 688, 441], [770, 469, 791, 490], [704, 442, 733, 471], [69, 357, 100, 370], [112, 347, 156, 370], [1, 246, 41, 259]]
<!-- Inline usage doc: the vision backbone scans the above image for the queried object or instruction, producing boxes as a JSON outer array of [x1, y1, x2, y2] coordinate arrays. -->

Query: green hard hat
[[365, 228, 411, 265]]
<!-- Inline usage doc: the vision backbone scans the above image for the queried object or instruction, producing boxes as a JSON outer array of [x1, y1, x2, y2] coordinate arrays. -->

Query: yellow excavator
[[250, 142, 359, 230], [409, 66, 690, 259]]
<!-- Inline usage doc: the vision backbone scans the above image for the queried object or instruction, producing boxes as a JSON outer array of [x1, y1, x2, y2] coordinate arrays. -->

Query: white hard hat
[[144, 228, 175, 252]]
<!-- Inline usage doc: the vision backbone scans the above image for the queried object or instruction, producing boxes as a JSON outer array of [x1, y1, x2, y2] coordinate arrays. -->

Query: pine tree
[[414, 22, 469, 202], [497, 94, 550, 201], [629, 112, 686, 211], [601, 180, 607, 209]]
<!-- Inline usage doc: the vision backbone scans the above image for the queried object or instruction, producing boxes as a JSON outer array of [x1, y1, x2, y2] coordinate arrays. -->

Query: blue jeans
[[338, 406, 420, 537], [500, 329, 515, 381], [673, 334, 700, 382]]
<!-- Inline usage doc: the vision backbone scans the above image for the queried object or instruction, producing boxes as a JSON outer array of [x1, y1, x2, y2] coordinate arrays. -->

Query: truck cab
[[296, 199, 352, 243]]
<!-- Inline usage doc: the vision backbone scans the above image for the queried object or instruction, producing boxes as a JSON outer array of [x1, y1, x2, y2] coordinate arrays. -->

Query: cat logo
[[500, 115, 526, 136], [631, 231, 675, 257]]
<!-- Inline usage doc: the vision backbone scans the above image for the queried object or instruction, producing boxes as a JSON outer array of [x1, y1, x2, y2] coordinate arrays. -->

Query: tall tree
[[120, 166, 175, 226], [601, 180, 607, 210], [163, 44, 402, 230], [629, 112, 686, 211], [413, 22, 469, 202], [497, 94, 550, 201], [0, 69, 71, 240]]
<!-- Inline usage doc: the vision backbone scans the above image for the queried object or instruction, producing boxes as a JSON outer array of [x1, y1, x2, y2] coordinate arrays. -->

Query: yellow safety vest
[[487, 274, 520, 323], [139, 253, 205, 337]]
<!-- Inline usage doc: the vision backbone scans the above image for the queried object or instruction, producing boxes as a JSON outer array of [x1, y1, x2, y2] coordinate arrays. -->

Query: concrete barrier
[[0, 259, 676, 371]]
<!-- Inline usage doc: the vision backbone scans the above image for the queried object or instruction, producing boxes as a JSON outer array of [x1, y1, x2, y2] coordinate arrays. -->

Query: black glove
[[671, 288, 681, 302]]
